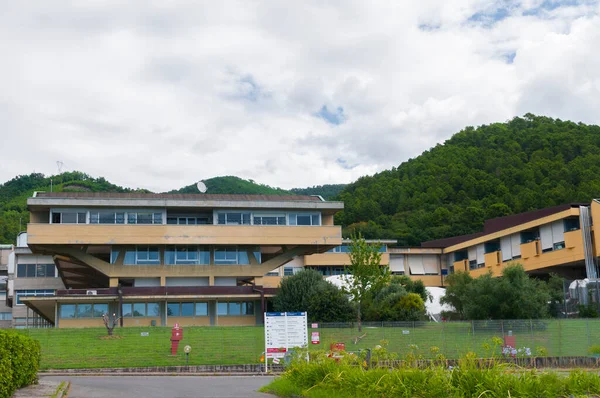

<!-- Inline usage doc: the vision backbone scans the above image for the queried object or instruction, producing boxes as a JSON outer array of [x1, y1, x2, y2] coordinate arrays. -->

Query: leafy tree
[[441, 264, 552, 320], [273, 269, 355, 323], [440, 271, 473, 319], [363, 281, 426, 322], [342, 234, 391, 331]]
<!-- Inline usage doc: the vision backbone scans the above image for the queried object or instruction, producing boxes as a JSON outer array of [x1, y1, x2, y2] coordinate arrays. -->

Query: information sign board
[[264, 312, 308, 371]]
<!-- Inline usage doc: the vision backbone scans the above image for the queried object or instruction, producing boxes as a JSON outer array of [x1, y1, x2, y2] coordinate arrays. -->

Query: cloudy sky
[[1, 1, 599, 192]]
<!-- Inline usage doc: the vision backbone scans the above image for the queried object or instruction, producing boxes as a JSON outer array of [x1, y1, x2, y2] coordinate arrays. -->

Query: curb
[[41, 372, 281, 377]]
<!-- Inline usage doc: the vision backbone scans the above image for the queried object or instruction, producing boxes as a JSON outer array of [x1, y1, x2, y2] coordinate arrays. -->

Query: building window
[[59, 303, 108, 318], [521, 229, 539, 244], [167, 302, 208, 317], [127, 212, 163, 225], [124, 246, 160, 265], [0, 312, 12, 321], [164, 246, 210, 265], [217, 301, 254, 316], [289, 213, 320, 226], [454, 250, 468, 262], [167, 216, 211, 225], [15, 289, 55, 305], [265, 270, 279, 276], [122, 302, 160, 317], [484, 240, 500, 253], [17, 264, 56, 278], [52, 212, 87, 224], [253, 214, 286, 225], [564, 217, 580, 232], [217, 212, 251, 225], [90, 212, 125, 224], [214, 247, 239, 264]]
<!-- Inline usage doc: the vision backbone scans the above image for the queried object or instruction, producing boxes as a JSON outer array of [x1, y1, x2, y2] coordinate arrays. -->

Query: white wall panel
[[540, 224, 553, 250], [511, 234, 521, 258], [389, 255, 405, 272], [408, 256, 425, 275], [500, 236, 512, 261]]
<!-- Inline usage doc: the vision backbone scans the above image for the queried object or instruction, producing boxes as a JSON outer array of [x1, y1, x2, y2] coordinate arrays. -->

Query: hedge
[[0, 330, 41, 398]]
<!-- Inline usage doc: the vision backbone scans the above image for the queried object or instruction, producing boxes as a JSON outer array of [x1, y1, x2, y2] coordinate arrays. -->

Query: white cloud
[[0, 0, 599, 191]]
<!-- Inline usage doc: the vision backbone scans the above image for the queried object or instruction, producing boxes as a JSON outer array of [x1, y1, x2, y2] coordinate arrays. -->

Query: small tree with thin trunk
[[102, 313, 121, 336], [342, 234, 391, 332]]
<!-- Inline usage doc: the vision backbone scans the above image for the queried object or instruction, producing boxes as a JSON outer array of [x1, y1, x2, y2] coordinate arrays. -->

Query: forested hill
[[169, 176, 290, 195], [336, 114, 600, 246], [0, 172, 145, 244], [0, 173, 341, 244], [290, 184, 346, 200]]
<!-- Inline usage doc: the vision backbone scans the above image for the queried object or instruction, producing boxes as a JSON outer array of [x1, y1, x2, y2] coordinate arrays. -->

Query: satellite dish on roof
[[196, 181, 207, 193]]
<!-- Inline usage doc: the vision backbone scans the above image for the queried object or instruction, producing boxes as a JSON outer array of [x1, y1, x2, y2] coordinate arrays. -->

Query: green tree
[[342, 234, 391, 331], [273, 269, 355, 323], [440, 271, 473, 320]]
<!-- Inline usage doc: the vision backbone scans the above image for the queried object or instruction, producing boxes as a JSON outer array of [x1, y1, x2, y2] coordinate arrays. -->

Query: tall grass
[[260, 340, 600, 397]]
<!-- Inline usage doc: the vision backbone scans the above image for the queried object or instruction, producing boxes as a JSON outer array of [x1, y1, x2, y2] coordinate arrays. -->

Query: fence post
[[587, 318, 591, 349], [501, 319, 504, 337], [530, 319, 535, 354], [558, 318, 562, 357], [472, 320, 476, 352]]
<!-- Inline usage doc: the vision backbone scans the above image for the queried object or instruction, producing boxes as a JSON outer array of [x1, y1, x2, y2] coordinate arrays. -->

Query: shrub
[[0, 330, 41, 398]]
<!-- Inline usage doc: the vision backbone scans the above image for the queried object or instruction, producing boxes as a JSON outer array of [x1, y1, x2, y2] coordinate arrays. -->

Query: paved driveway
[[42, 375, 275, 398]]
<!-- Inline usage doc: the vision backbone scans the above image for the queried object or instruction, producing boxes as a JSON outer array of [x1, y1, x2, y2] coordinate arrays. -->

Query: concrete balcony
[[453, 259, 468, 272], [26, 223, 342, 246]]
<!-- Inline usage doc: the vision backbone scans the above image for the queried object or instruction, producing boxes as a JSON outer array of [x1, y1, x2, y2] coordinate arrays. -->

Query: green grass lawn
[[19, 319, 600, 370]]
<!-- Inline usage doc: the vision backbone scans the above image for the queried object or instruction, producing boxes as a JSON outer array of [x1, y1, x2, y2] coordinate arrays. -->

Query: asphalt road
[[42, 375, 275, 398]]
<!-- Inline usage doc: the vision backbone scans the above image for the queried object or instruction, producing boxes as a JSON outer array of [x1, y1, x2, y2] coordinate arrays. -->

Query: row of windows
[[17, 264, 56, 278], [52, 211, 163, 225], [50, 210, 321, 226], [217, 302, 254, 316], [112, 246, 261, 265], [167, 302, 208, 316], [327, 245, 387, 253], [60, 303, 109, 318], [58, 302, 254, 318], [15, 290, 55, 305]]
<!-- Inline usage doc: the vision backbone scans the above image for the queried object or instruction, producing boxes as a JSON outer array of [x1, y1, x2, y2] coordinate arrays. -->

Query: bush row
[[261, 348, 600, 397], [0, 330, 41, 398]]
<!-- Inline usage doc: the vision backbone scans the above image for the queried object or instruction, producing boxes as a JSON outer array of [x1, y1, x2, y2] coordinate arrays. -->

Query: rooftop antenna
[[196, 180, 207, 193], [51, 161, 64, 192]]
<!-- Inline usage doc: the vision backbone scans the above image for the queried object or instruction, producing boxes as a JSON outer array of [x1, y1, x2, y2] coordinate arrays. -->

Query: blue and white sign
[[264, 311, 308, 371]]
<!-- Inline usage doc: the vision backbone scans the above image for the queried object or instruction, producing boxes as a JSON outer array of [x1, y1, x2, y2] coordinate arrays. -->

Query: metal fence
[[16, 318, 600, 370]]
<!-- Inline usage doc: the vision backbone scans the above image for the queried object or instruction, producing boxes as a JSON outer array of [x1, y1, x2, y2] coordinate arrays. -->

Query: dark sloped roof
[[421, 232, 485, 248], [482, 203, 585, 235], [35, 191, 323, 202], [421, 203, 585, 249]]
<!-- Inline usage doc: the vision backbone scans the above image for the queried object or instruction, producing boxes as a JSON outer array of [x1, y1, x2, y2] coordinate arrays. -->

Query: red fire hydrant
[[170, 323, 183, 355]]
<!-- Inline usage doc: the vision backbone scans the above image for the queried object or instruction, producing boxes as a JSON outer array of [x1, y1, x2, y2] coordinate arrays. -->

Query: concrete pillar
[[109, 278, 119, 288], [160, 276, 166, 287], [209, 276, 215, 286]]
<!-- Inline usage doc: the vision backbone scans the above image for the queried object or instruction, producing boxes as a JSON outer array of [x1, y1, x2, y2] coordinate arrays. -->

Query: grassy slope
[[19, 319, 600, 370]]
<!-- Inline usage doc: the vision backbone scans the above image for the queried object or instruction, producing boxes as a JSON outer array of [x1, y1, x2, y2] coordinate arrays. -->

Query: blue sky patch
[[468, 7, 511, 27], [503, 51, 517, 64], [336, 158, 359, 170], [523, 0, 584, 16], [315, 105, 346, 125]]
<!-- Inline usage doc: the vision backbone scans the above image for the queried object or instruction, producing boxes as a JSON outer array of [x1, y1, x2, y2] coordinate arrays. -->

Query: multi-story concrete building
[[20, 192, 343, 328], [9, 232, 62, 328], [13, 190, 600, 329], [422, 202, 594, 282], [0, 244, 13, 328]]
